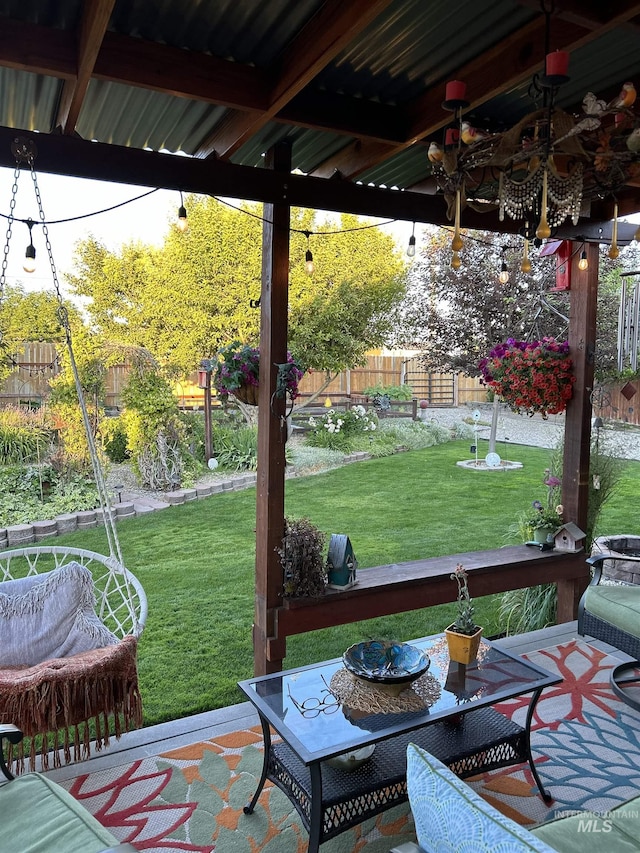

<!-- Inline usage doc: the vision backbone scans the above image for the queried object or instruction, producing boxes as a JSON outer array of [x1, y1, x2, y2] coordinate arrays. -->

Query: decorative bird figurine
[[610, 82, 637, 110], [428, 141, 444, 163], [460, 122, 488, 145], [627, 127, 640, 153], [582, 91, 607, 117]]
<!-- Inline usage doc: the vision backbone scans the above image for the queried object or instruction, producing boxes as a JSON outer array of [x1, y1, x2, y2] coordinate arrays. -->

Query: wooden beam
[[563, 242, 599, 536], [94, 31, 269, 110], [254, 141, 291, 676], [194, 0, 394, 158], [269, 547, 587, 661], [0, 126, 630, 236], [310, 4, 640, 179], [56, 0, 116, 135], [0, 16, 75, 78]]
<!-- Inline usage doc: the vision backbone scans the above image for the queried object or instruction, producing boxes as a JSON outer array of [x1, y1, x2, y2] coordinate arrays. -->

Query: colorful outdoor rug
[[57, 638, 640, 852]]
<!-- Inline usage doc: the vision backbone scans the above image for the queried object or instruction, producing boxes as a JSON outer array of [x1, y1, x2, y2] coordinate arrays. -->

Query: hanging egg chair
[[0, 138, 147, 773]]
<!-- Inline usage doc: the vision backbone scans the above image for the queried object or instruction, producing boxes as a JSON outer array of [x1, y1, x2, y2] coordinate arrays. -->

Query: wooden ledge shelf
[[267, 546, 588, 663]]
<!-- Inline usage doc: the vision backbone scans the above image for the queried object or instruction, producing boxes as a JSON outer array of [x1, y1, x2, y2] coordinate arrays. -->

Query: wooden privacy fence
[[4, 343, 637, 423]]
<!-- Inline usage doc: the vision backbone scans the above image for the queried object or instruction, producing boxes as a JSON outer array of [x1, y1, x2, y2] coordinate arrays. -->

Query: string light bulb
[[177, 191, 188, 232], [635, 224, 640, 242], [578, 247, 589, 271], [23, 219, 36, 273], [499, 256, 509, 284], [304, 232, 315, 275], [520, 238, 531, 274], [407, 222, 416, 257], [451, 251, 461, 270]]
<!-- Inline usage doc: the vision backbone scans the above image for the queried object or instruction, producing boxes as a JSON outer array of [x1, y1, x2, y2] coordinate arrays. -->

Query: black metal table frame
[[239, 640, 558, 853]]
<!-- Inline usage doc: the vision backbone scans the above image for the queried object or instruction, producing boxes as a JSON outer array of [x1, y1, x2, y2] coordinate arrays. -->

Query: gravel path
[[422, 404, 640, 461]]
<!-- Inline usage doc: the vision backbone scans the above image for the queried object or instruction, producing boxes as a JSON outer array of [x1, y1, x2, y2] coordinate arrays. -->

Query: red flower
[[478, 338, 575, 418]]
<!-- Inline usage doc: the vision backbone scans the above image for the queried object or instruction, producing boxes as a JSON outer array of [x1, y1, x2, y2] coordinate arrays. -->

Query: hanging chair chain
[[0, 165, 20, 303], [4, 147, 126, 571]]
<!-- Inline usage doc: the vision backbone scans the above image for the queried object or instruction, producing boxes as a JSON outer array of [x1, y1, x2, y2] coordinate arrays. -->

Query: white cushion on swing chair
[[0, 561, 118, 667]]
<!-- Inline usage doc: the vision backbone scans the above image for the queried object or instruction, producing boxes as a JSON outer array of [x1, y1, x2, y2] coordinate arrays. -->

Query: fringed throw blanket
[[0, 635, 142, 772]]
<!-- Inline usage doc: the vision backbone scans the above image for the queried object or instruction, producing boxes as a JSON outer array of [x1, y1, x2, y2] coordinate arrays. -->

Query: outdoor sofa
[[578, 549, 640, 661], [0, 725, 137, 853], [391, 743, 640, 853]]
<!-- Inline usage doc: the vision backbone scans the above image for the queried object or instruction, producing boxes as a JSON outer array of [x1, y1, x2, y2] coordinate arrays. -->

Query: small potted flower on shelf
[[445, 563, 483, 664], [522, 469, 564, 544]]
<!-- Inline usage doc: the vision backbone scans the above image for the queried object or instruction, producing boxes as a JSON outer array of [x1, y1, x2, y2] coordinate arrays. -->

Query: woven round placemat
[[329, 667, 441, 714]]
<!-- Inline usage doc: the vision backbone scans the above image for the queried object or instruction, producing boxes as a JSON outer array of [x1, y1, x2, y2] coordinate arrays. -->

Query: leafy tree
[[392, 226, 640, 383], [67, 200, 407, 380], [0, 284, 83, 382]]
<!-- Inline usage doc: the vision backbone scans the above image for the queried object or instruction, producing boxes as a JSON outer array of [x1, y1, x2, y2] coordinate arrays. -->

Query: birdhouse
[[540, 239, 572, 291], [327, 534, 358, 590], [554, 522, 586, 553]]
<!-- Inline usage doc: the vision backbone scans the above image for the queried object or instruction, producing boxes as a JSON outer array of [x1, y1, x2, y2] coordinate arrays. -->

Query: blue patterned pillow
[[406, 744, 556, 853]]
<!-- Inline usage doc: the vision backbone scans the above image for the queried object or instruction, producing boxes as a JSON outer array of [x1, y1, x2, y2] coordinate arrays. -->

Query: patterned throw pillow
[[0, 561, 118, 667], [406, 743, 556, 853]]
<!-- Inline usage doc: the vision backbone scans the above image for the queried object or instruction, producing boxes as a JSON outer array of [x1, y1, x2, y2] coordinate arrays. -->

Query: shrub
[[0, 407, 51, 464], [362, 383, 413, 401], [100, 415, 130, 463], [377, 419, 452, 450], [306, 406, 378, 451], [211, 425, 258, 471], [121, 368, 190, 489], [0, 464, 98, 527]]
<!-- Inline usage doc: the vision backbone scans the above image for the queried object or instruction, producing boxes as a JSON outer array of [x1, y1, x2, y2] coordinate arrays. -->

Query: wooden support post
[[203, 371, 212, 462], [254, 141, 291, 676], [560, 240, 599, 616]]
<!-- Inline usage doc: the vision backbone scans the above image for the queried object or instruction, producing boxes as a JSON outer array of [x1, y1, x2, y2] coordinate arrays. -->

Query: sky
[[0, 166, 414, 300], [0, 167, 181, 296]]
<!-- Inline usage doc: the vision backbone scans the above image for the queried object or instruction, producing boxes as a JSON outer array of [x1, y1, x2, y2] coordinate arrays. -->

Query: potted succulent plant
[[278, 516, 326, 598], [444, 563, 483, 664]]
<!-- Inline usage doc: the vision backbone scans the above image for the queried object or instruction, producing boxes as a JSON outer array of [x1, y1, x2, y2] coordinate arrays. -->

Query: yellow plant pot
[[445, 625, 483, 664]]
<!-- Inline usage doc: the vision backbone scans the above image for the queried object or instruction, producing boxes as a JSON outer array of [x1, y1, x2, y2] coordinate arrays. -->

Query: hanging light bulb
[[535, 168, 551, 240], [520, 238, 531, 274], [407, 222, 416, 257], [635, 223, 640, 242], [578, 246, 589, 271], [177, 191, 188, 232], [451, 251, 461, 270], [304, 231, 315, 274], [23, 218, 36, 273], [608, 202, 619, 260], [499, 256, 509, 284], [451, 189, 463, 253]]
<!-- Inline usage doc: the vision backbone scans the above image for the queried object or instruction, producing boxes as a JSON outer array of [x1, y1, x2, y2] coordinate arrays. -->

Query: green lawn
[[52, 439, 639, 727]]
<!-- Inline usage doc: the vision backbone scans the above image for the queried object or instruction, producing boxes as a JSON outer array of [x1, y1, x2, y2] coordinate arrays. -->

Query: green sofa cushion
[[583, 584, 640, 639], [0, 771, 120, 853], [532, 795, 640, 852]]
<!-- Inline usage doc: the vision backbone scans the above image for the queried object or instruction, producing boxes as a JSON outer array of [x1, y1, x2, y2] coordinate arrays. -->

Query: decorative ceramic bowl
[[343, 640, 430, 686], [325, 744, 376, 771]]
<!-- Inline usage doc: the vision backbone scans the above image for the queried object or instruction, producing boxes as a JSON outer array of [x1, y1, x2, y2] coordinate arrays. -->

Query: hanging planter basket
[[233, 383, 259, 406], [478, 337, 575, 418]]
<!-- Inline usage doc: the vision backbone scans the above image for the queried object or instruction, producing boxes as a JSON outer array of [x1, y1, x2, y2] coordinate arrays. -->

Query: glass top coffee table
[[237, 633, 561, 853]]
